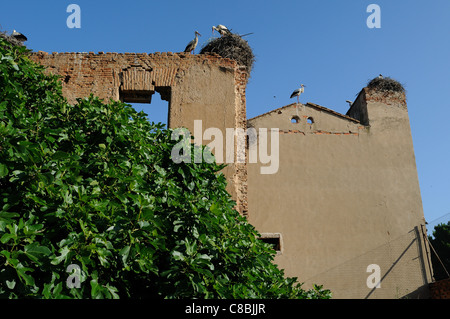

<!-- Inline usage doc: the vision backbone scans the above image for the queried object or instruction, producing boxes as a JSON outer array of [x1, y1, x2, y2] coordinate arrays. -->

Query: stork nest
[[200, 34, 255, 73], [0, 30, 26, 47], [367, 76, 405, 93]]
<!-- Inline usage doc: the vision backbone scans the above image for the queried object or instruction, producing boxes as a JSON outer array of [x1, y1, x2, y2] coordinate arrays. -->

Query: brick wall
[[429, 278, 450, 299], [30, 51, 249, 216], [31, 51, 239, 104], [234, 65, 249, 216]]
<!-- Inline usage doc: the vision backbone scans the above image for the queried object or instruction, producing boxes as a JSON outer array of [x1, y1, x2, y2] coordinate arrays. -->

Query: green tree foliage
[[0, 37, 331, 299], [428, 222, 450, 281]]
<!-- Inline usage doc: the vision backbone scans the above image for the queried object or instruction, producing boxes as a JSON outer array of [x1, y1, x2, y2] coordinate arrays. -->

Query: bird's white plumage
[[290, 84, 305, 99], [184, 31, 201, 54], [212, 24, 231, 36], [290, 84, 306, 115], [11, 29, 27, 41]]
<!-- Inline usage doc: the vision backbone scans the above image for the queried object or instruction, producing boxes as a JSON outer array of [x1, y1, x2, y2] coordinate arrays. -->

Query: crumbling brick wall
[[30, 51, 249, 216], [31, 51, 239, 103]]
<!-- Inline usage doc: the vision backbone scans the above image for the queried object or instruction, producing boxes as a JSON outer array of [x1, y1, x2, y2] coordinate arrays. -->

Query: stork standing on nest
[[290, 84, 306, 115], [11, 30, 27, 42], [212, 24, 231, 36], [184, 31, 201, 54]]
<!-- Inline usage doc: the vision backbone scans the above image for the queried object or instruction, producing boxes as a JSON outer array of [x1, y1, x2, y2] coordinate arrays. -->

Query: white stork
[[290, 84, 306, 115], [212, 24, 231, 36], [290, 84, 306, 104], [11, 30, 27, 42], [184, 31, 201, 54]]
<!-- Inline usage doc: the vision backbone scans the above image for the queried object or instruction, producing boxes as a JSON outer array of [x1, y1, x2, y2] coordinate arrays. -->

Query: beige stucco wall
[[247, 89, 431, 298], [169, 61, 239, 205]]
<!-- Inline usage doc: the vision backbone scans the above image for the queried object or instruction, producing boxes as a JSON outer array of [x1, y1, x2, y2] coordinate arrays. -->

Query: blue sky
[[1, 0, 449, 226]]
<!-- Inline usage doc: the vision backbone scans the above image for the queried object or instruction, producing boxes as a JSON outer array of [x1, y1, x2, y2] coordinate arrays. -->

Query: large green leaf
[[24, 242, 51, 262], [16, 263, 35, 286], [0, 163, 9, 178], [0, 233, 16, 244]]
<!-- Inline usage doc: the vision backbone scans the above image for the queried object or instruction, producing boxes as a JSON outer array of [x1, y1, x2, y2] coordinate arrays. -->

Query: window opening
[[259, 233, 282, 254], [291, 116, 300, 124], [121, 90, 169, 127]]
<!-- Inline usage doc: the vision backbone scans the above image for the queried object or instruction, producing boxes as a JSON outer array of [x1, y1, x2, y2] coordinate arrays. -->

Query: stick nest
[[200, 34, 255, 73], [367, 76, 405, 93], [0, 30, 26, 47]]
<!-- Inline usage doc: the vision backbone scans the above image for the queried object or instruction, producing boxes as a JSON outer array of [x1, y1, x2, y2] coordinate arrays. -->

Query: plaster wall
[[247, 89, 431, 298]]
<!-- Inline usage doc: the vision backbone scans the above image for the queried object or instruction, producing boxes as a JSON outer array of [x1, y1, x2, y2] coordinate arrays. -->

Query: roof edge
[[248, 102, 360, 124]]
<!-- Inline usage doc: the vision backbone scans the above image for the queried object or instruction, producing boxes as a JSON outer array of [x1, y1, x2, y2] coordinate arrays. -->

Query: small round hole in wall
[[291, 116, 300, 124], [307, 117, 314, 124]]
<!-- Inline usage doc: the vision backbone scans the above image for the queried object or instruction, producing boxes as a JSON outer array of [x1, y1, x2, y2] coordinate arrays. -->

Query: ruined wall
[[31, 51, 249, 216], [247, 89, 431, 298]]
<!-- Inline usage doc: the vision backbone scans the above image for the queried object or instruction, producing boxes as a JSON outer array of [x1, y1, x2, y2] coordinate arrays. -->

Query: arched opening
[[307, 117, 314, 125], [291, 116, 300, 124]]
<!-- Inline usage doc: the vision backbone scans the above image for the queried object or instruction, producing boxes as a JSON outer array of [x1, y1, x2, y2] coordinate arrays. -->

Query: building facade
[[31, 51, 432, 298], [247, 88, 432, 298]]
